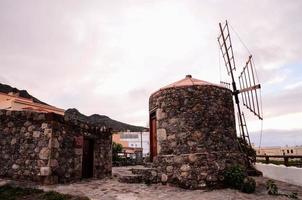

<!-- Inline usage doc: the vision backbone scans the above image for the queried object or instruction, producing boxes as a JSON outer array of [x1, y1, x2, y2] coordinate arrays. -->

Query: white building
[[118, 131, 150, 156]]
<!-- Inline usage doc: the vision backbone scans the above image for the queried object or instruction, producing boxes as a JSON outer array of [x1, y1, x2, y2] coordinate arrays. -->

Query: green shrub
[[112, 142, 123, 162], [223, 165, 246, 190], [42, 191, 73, 200], [0, 185, 42, 200], [287, 192, 298, 199], [241, 177, 256, 193], [266, 180, 278, 195]]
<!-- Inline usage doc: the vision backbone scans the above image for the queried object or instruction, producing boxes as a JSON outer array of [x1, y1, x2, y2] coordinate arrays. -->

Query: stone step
[[118, 174, 143, 183], [131, 167, 154, 175], [143, 162, 153, 168]]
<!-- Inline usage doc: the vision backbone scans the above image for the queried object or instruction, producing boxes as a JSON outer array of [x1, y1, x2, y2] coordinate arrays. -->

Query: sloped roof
[[153, 75, 224, 95], [160, 75, 220, 89]]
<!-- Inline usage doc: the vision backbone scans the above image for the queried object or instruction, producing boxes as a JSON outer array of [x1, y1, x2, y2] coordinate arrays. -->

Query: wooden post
[[265, 156, 269, 164], [284, 157, 289, 166]]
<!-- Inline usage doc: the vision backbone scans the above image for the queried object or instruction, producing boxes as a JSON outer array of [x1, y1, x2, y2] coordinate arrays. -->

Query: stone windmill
[[145, 21, 265, 188], [139, 20, 263, 189]]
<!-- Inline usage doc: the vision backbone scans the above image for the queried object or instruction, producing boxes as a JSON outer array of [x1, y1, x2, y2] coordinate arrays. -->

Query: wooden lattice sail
[[218, 20, 263, 147]]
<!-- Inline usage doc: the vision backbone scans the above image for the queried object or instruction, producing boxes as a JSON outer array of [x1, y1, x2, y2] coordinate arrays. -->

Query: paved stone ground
[[1, 166, 301, 200]]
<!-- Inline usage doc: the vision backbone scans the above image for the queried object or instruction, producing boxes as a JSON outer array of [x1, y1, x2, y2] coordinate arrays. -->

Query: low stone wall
[[0, 110, 112, 184], [153, 152, 246, 189]]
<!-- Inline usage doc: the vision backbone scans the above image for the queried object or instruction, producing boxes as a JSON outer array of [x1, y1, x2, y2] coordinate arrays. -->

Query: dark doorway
[[82, 138, 94, 178], [150, 112, 157, 161]]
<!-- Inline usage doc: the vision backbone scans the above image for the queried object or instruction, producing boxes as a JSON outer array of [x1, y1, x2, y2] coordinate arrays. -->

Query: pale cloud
[[284, 81, 302, 90], [248, 112, 302, 133], [262, 85, 302, 118], [0, 0, 302, 146], [250, 129, 302, 147]]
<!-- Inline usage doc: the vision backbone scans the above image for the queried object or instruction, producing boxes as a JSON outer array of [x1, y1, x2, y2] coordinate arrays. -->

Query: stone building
[[148, 75, 251, 189], [255, 146, 302, 156], [0, 109, 112, 184], [113, 131, 150, 156]]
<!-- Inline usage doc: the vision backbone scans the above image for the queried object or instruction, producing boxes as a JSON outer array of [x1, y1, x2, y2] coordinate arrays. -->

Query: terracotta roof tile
[[159, 75, 223, 90]]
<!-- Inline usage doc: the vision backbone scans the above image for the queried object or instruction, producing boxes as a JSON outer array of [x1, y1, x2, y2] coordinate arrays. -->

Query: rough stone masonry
[[149, 76, 251, 189], [0, 110, 112, 184]]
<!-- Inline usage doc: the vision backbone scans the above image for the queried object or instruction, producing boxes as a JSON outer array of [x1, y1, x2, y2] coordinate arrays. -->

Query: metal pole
[[140, 131, 143, 152], [219, 21, 245, 139]]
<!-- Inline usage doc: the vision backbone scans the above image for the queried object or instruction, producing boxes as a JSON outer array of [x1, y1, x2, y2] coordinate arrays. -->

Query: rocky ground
[[1, 166, 301, 200]]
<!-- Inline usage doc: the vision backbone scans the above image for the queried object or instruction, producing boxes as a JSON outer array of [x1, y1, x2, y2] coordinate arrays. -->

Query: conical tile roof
[[151, 75, 225, 96]]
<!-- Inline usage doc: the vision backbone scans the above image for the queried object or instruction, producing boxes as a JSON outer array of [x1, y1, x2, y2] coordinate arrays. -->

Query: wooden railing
[[256, 155, 302, 167]]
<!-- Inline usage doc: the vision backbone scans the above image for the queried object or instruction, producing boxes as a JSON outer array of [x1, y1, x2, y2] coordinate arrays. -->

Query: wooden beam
[[239, 84, 261, 93]]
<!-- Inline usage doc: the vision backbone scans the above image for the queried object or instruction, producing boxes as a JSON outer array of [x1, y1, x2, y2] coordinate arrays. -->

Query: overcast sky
[[0, 0, 301, 147]]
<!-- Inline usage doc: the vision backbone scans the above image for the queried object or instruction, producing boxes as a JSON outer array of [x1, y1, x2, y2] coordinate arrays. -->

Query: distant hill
[[0, 82, 146, 132], [65, 108, 147, 132], [0, 82, 48, 105]]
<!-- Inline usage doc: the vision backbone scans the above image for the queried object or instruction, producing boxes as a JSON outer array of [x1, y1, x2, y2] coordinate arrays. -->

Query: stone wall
[[0, 111, 51, 182], [0, 110, 112, 184], [149, 85, 250, 189], [150, 85, 239, 155]]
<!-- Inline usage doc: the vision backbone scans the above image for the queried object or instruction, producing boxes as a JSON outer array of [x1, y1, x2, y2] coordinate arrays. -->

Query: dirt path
[[1, 167, 301, 200], [41, 177, 302, 200]]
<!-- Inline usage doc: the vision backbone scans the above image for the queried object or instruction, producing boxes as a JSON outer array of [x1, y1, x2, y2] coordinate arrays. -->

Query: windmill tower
[[217, 20, 263, 148]]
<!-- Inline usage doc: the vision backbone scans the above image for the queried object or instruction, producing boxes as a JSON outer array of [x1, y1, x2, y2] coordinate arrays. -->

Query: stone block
[[12, 164, 19, 170], [24, 121, 31, 127], [74, 148, 83, 155], [174, 156, 183, 164], [181, 171, 189, 177], [49, 159, 58, 167], [51, 138, 60, 148], [156, 109, 167, 120], [188, 154, 197, 163], [168, 118, 178, 124], [28, 125, 34, 132], [39, 147, 50, 160], [166, 166, 173, 173], [40, 167, 51, 176], [33, 131, 41, 138], [44, 128, 52, 137], [11, 138, 17, 145], [7, 121, 14, 128], [157, 129, 167, 141], [24, 132, 31, 137], [157, 143, 161, 154], [41, 123, 48, 129], [37, 114, 45, 120], [167, 134, 175, 140], [180, 164, 191, 172], [20, 127, 26, 133], [161, 174, 168, 184]]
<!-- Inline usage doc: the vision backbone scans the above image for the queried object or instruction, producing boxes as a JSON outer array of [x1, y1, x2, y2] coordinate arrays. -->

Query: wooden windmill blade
[[218, 20, 246, 140], [217, 20, 263, 151], [218, 20, 236, 75], [238, 55, 263, 120]]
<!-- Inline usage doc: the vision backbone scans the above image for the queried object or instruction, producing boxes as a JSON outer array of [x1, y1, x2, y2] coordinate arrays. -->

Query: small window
[[287, 150, 289, 154], [291, 150, 293, 154]]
